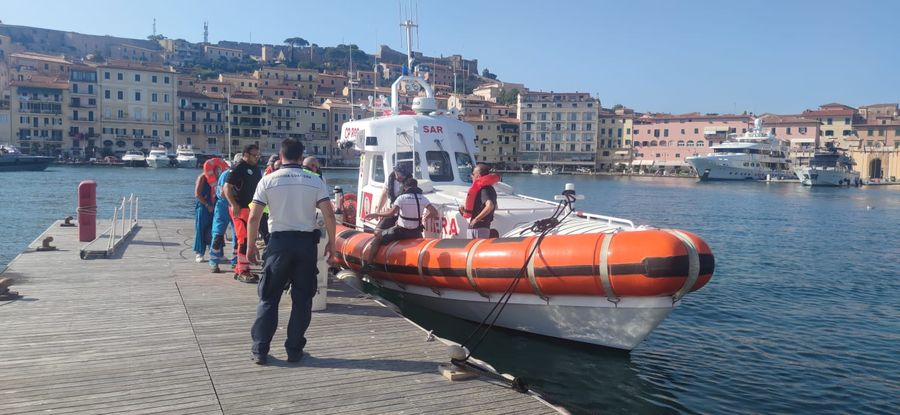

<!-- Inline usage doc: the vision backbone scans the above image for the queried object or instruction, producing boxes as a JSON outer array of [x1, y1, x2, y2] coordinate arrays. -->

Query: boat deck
[[0, 219, 558, 414]]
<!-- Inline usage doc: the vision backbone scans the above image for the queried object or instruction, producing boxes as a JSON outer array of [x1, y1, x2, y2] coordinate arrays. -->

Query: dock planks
[[0, 219, 559, 414]]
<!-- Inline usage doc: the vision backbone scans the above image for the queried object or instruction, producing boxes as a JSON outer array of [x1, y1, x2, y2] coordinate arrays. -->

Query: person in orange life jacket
[[223, 144, 263, 283], [459, 163, 499, 239], [373, 163, 411, 235], [363, 177, 438, 269], [209, 153, 242, 273], [193, 157, 228, 262]]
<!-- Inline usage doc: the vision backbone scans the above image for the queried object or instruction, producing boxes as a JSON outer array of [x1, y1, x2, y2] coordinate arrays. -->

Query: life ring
[[340, 193, 357, 226]]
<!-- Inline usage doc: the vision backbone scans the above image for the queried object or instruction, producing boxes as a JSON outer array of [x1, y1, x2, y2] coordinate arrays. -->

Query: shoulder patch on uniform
[[247, 168, 254, 175]]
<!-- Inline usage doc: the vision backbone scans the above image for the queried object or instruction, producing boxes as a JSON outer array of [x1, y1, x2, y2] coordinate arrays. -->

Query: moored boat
[[687, 118, 792, 181], [0, 144, 55, 172], [328, 19, 715, 351], [793, 144, 860, 187], [121, 150, 148, 167], [175, 145, 197, 168], [146, 147, 172, 168]]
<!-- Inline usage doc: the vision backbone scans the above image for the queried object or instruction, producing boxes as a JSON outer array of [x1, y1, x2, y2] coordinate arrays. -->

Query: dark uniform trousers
[[251, 231, 319, 356]]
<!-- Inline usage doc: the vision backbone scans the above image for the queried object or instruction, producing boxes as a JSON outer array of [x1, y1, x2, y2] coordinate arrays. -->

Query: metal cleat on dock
[[36, 236, 57, 251]]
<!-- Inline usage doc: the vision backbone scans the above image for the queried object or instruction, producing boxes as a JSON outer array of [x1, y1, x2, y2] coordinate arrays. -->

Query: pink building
[[631, 113, 751, 172]]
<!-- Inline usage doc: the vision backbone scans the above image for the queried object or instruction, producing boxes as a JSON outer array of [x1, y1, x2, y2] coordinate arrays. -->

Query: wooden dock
[[0, 219, 559, 414]]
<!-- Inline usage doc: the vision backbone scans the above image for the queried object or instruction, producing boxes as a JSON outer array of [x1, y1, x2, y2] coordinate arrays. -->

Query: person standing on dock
[[193, 157, 227, 262], [460, 163, 499, 238], [209, 154, 243, 273], [245, 138, 337, 365], [223, 144, 262, 283]]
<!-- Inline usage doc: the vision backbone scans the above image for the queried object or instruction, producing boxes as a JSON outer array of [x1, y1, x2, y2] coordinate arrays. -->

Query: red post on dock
[[77, 180, 97, 242]]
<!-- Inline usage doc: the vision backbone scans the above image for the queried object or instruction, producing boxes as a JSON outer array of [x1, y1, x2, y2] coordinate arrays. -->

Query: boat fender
[[465, 239, 490, 299], [598, 232, 620, 305], [664, 229, 701, 303]]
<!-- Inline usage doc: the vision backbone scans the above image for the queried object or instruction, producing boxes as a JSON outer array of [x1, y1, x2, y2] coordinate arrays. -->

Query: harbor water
[[2, 166, 898, 414]]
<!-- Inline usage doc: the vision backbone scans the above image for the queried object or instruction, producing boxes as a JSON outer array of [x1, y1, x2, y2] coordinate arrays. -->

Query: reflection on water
[[3, 167, 899, 414]]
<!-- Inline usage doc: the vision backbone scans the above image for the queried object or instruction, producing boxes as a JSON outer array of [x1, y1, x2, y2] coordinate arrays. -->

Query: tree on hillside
[[497, 88, 520, 105], [482, 68, 497, 80], [147, 34, 166, 41], [284, 37, 309, 63]]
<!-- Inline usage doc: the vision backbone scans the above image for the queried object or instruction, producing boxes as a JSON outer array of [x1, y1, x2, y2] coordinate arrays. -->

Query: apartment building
[[800, 103, 857, 145], [218, 73, 259, 95], [203, 45, 243, 61], [466, 113, 519, 170], [98, 61, 177, 154], [760, 114, 821, 166], [631, 113, 751, 172], [320, 98, 360, 166], [10, 75, 68, 155], [254, 67, 318, 100], [300, 105, 330, 159], [517, 91, 601, 171], [68, 63, 100, 157], [597, 107, 634, 171], [177, 90, 228, 155], [229, 96, 268, 151], [851, 103, 900, 181]]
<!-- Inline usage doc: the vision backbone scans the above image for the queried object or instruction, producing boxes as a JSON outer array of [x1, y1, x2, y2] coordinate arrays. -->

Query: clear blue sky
[[3, 0, 898, 114]]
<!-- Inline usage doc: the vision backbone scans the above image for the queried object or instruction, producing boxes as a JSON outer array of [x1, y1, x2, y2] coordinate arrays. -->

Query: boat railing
[[80, 194, 139, 259], [512, 193, 636, 228]]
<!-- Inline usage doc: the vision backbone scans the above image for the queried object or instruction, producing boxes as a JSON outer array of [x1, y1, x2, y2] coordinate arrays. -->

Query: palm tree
[[283, 37, 309, 64]]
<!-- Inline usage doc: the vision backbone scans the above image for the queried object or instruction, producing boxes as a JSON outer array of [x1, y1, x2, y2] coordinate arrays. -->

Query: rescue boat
[[327, 20, 715, 350]]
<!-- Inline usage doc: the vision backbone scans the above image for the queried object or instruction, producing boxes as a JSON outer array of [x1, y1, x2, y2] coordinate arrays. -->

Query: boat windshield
[[425, 151, 454, 182], [456, 152, 474, 183], [392, 152, 422, 179]]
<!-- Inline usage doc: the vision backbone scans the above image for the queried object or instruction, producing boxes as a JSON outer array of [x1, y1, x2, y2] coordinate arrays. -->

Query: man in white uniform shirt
[[363, 177, 437, 269], [245, 138, 337, 365]]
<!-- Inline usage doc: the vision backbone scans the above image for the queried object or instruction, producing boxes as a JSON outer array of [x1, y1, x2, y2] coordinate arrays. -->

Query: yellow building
[[98, 61, 177, 155], [850, 103, 900, 181], [229, 96, 268, 151], [68, 63, 101, 158], [597, 107, 634, 171], [10, 74, 69, 155], [801, 103, 857, 146], [254, 67, 318, 101], [465, 113, 519, 170], [517, 91, 600, 171], [177, 90, 228, 155]]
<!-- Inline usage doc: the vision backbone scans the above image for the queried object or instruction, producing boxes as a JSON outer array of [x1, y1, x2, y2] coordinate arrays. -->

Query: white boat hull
[[794, 166, 860, 187], [372, 279, 675, 350], [176, 157, 197, 168], [688, 156, 775, 181], [146, 156, 171, 168]]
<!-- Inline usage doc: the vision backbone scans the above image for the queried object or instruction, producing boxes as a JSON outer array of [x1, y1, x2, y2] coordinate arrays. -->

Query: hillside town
[[0, 23, 897, 180]]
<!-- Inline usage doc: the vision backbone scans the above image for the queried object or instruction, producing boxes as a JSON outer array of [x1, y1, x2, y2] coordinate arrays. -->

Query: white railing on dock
[[80, 194, 139, 259]]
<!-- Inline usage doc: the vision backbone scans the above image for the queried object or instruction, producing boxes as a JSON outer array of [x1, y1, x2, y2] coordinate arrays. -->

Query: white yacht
[[687, 118, 792, 181], [146, 147, 171, 168], [530, 166, 541, 175], [121, 150, 147, 167], [794, 145, 860, 187], [175, 145, 198, 168]]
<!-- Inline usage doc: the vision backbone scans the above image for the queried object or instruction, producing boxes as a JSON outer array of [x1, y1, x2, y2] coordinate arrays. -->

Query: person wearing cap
[[373, 163, 412, 234], [223, 144, 263, 283], [209, 153, 244, 272], [245, 138, 337, 365]]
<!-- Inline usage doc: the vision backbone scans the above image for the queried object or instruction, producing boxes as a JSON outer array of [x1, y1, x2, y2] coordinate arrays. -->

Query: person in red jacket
[[459, 163, 499, 238]]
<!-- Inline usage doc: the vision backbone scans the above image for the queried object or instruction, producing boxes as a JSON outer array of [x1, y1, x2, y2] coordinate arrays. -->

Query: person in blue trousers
[[209, 154, 242, 272]]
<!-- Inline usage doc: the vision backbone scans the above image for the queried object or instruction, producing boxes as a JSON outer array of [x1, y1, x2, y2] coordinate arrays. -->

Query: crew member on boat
[[193, 157, 227, 263], [460, 163, 499, 238], [245, 138, 336, 365], [363, 177, 437, 269], [209, 154, 242, 273], [302, 156, 323, 180], [223, 144, 262, 283], [373, 163, 411, 234]]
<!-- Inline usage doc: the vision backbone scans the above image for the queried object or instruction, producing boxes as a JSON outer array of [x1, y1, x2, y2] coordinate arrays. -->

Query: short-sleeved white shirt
[[252, 164, 328, 232], [392, 193, 431, 229]]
